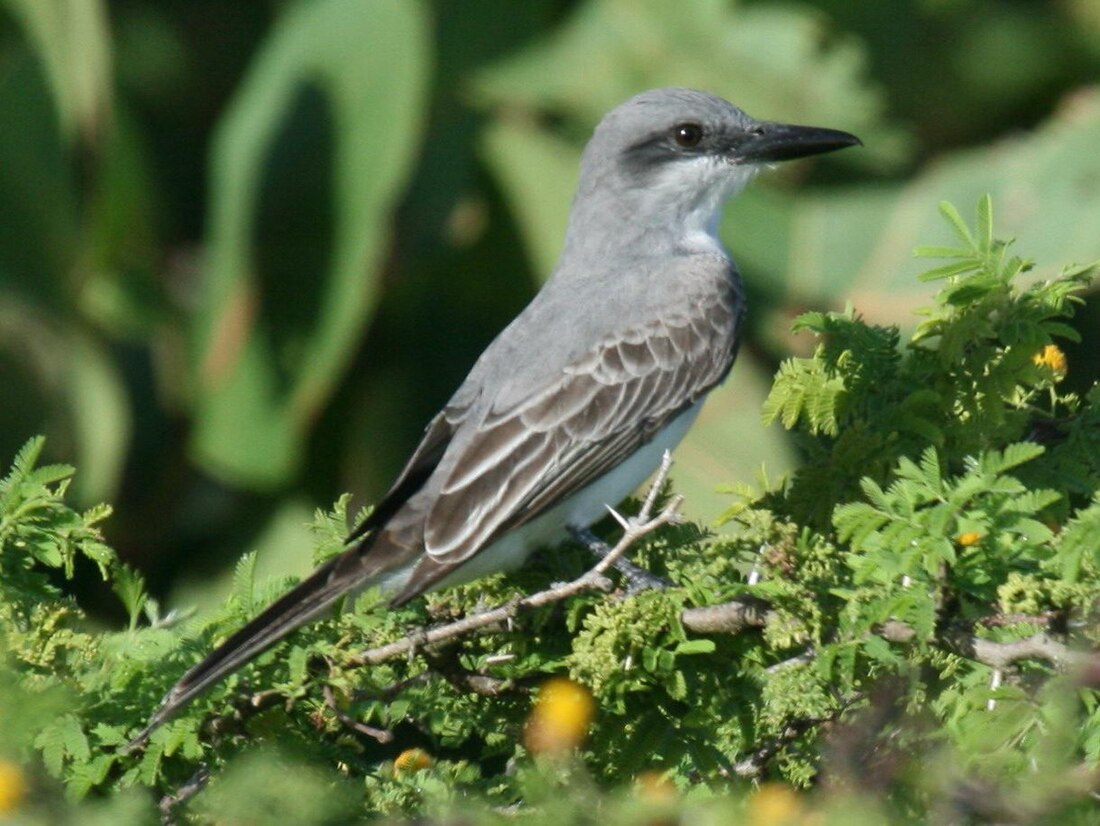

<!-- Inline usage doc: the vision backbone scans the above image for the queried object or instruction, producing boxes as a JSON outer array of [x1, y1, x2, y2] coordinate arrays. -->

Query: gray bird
[[132, 87, 859, 744]]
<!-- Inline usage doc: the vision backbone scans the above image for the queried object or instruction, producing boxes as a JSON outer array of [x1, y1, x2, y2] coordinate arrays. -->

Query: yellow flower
[[1033, 344, 1067, 373], [524, 677, 595, 755], [635, 769, 677, 803], [957, 531, 983, 547], [746, 783, 805, 825], [393, 748, 434, 775], [0, 760, 27, 815]]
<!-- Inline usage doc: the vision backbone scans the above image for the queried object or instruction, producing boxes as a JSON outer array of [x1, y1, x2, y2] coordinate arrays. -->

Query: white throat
[[655, 158, 758, 255]]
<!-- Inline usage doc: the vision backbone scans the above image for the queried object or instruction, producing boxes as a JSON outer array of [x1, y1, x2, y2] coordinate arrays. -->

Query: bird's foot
[[568, 525, 669, 594]]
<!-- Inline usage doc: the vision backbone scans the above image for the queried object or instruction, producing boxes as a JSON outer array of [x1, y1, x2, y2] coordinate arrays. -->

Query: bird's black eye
[[672, 122, 703, 148]]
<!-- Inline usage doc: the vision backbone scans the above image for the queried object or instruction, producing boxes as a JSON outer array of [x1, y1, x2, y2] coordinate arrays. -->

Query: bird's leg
[[568, 525, 669, 594]]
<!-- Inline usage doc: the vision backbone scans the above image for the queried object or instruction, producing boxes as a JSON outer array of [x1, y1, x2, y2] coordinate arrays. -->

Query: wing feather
[[345, 410, 456, 544], [418, 287, 741, 576]]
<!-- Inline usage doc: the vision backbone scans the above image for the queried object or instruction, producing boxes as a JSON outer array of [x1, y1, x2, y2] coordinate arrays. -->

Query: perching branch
[[683, 605, 1100, 675], [967, 633, 1096, 671], [323, 684, 393, 743], [203, 687, 284, 741], [877, 620, 1100, 670], [158, 763, 210, 826], [164, 453, 680, 778], [351, 451, 683, 667], [680, 597, 771, 635], [732, 717, 823, 778]]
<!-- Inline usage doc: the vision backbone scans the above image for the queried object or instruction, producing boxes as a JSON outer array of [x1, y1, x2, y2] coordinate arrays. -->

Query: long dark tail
[[125, 543, 384, 751]]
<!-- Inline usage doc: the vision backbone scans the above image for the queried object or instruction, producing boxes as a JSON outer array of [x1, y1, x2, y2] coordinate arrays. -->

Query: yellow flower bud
[[0, 760, 27, 815], [524, 677, 595, 755], [746, 783, 805, 825], [635, 769, 677, 803], [1032, 344, 1067, 373], [957, 531, 983, 547], [393, 748, 434, 775]]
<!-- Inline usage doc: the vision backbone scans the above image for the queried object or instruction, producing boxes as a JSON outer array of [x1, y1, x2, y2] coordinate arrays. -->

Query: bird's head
[[567, 88, 860, 256]]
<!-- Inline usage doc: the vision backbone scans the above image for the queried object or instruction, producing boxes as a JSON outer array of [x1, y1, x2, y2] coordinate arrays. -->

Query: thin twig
[[352, 452, 682, 667], [323, 684, 393, 743], [158, 763, 210, 825], [732, 692, 863, 779], [682, 605, 1098, 676], [765, 649, 816, 674], [967, 633, 1096, 671], [569, 525, 670, 593], [204, 688, 284, 740], [732, 718, 822, 778], [639, 452, 669, 521], [877, 622, 1099, 671], [419, 649, 512, 697]]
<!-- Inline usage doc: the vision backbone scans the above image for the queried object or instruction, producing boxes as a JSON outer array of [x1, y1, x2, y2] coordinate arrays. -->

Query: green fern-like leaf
[[1052, 497, 1100, 582], [762, 356, 844, 436], [233, 551, 259, 616], [979, 442, 1045, 475]]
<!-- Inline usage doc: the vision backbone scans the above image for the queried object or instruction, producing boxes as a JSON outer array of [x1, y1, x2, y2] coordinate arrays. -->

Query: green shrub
[[2, 197, 1099, 823]]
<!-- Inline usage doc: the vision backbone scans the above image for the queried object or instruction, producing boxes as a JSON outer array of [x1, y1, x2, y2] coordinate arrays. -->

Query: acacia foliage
[[2, 197, 1100, 823]]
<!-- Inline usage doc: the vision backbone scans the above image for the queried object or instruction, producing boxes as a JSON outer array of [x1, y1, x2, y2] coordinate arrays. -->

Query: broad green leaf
[[474, 0, 902, 166], [722, 89, 1100, 327], [66, 332, 131, 503], [190, 0, 430, 485], [480, 120, 578, 279], [0, 54, 79, 303], [168, 498, 317, 616], [0, 298, 129, 504], [674, 355, 797, 522], [1, 0, 112, 144]]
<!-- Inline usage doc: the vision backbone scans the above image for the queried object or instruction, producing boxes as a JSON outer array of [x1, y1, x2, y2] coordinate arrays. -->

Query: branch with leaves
[[7, 198, 1100, 824], [681, 599, 1100, 674], [352, 451, 682, 666]]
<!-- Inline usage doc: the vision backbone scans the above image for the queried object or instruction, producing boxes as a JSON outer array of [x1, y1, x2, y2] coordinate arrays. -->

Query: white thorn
[[605, 504, 631, 531], [987, 668, 1002, 711]]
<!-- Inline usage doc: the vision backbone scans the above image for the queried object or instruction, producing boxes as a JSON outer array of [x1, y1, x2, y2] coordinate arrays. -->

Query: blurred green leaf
[[474, 0, 905, 166], [66, 331, 131, 503], [79, 108, 165, 340], [729, 88, 1100, 326], [190, 0, 431, 486], [0, 53, 79, 303], [190, 749, 357, 826], [480, 120, 578, 279], [1, 0, 112, 144], [675, 355, 796, 522], [168, 498, 317, 616], [0, 299, 129, 504]]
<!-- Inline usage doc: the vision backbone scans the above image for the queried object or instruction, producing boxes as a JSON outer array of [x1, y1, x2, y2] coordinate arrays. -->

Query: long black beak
[[736, 122, 861, 163]]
